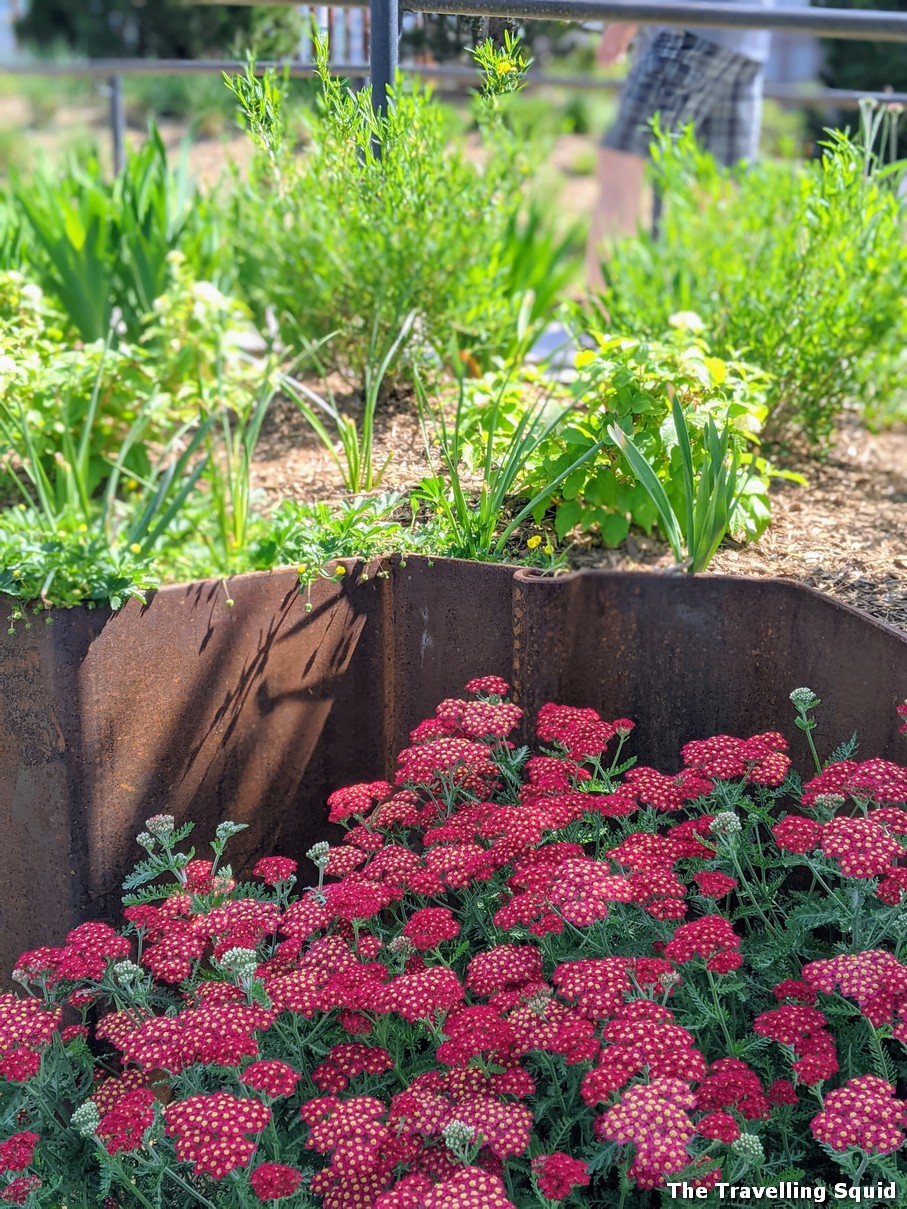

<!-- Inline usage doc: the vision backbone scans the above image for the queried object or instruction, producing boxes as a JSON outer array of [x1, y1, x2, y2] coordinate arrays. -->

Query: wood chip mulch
[[252, 396, 907, 636]]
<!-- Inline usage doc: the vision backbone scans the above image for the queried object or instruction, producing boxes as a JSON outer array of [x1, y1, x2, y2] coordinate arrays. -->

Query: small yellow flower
[[129, 543, 142, 554], [526, 535, 542, 550], [78, 523, 88, 533], [297, 563, 308, 575], [544, 543, 554, 556], [496, 60, 515, 76], [334, 565, 347, 578]]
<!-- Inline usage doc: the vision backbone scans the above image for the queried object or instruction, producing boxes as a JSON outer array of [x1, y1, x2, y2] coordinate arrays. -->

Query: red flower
[[466, 946, 543, 998], [772, 815, 822, 854], [97, 1090, 157, 1154], [164, 1093, 271, 1179], [241, 1061, 301, 1100], [464, 675, 511, 697], [327, 781, 393, 825], [0, 995, 61, 1084], [802, 758, 907, 807], [753, 1006, 838, 1086], [0, 1134, 38, 1173], [403, 909, 460, 951], [772, 979, 817, 1005], [802, 951, 907, 1027], [811, 1076, 907, 1154], [695, 1058, 769, 1120], [767, 1079, 798, 1107], [249, 1162, 304, 1201], [252, 857, 297, 885], [693, 871, 738, 899], [697, 1112, 740, 1143], [0, 1176, 41, 1204], [664, 916, 741, 968], [536, 703, 616, 760], [596, 1078, 696, 1189], [531, 1152, 590, 1200], [820, 816, 902, 878]]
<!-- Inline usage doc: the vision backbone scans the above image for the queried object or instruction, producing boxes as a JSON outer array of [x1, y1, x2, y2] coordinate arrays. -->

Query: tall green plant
[[412, 354, 606, 561], [13, 129, 201, 341], [609, 396, 752, 573], [281, 315, 415, 493], [226, 40, 570, 378], [594, 116, 907, 448]]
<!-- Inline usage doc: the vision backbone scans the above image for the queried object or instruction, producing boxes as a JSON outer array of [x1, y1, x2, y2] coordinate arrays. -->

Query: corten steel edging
[[1, 557, 906, 978], [0, 564, 391, 976]]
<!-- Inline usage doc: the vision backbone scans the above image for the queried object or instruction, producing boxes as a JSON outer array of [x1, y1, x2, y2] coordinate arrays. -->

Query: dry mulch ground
[[252, 397, 907, 636]]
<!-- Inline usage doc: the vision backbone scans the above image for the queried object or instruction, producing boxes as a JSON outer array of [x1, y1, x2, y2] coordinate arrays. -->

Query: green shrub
[[515, 318, 780, 548], [595, 116, 907, 449], [227, 42, 576, 380], [6, 128, 221, 342]]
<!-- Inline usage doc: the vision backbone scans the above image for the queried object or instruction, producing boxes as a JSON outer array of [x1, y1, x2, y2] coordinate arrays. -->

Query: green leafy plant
[[0, 340, 213, 615], [609, 394, 753, 573], [413, 354, 606, 560], [226, 40, 566, 379], [522, 319, 780, 548], [12, 128, 206, 341], [251, 493, 429, 591], [594, 115, 907, 448], [281, 313, 416, 493]]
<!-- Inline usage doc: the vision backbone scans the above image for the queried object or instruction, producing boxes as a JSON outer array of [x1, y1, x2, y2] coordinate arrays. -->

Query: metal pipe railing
[[0, 54, 902, 169]]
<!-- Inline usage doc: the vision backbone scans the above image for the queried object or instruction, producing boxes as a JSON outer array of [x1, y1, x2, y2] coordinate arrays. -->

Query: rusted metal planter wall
[[1, 557, 906, 977]]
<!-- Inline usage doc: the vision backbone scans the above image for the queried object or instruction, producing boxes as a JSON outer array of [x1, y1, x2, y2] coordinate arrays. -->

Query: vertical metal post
[[369, 0, 398, 116], [651, 184, 663, 241], [109, 74, 126, 176]]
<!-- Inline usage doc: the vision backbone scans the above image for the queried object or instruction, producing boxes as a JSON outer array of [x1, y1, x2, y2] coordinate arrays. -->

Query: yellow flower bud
[[526, 535, 542, 550]]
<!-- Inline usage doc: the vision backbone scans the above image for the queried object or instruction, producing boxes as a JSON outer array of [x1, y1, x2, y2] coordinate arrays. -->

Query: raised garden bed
[[2, 557, 906, 978]]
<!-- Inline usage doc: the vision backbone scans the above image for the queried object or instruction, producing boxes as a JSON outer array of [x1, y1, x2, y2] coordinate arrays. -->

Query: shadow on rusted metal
[[1, 557, 905, 975]]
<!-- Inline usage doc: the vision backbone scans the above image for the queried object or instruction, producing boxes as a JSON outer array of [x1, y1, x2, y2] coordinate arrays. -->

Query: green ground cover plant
[[0, 685, 905, 1205]]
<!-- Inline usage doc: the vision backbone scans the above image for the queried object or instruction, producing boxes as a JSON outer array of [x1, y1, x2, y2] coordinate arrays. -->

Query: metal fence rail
[[189, 0, 907, 116], [0, 53, 903, 173]]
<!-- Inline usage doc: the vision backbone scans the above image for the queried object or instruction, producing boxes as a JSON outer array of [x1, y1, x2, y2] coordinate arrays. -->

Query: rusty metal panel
[[509, 568, 907, 772], [1, 558, 906, 977]]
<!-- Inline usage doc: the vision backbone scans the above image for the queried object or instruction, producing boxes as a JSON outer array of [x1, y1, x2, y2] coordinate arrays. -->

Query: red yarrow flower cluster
[[664, 916, 742, 973], [820, 816, 902, 879], [695, 1058, 769, 1120], [97, 1090, 157, 1155], [682, 731, 791, 786], [810, 1076, 907, 1154], [252, 857, 297, 885], [249, 1162, 304, 1201], [753, 1005, 838, 1085], [0, 1135, 37, 1173], [531, 1152, 590, 1201], [0, 995, 61, 1083], [536, 703, 616, 760], [163, 1094, 271, 1178], [802, 759, 907, 807], [802, 951, 907, 1029], [596, 1078, 696, 1188], [241, 1061, 301, 1100], [403, 909, 460, 951], [1, 1176, 41, 1205]]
